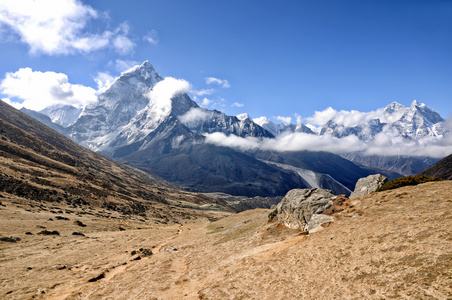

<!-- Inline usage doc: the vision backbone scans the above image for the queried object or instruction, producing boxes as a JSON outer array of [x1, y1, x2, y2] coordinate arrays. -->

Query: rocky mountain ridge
[[26, 61, 449, 197]]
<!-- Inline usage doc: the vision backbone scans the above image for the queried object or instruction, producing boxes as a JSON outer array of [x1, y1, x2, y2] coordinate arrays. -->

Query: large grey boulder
[[350, 174, 388, 198], [271, 188, 335, 231]]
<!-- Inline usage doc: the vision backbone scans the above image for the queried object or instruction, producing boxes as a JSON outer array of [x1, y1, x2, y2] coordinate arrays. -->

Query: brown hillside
[[418, 153, 452, 180], [1, 180, 450, 299], [0, 101, 233, 223]]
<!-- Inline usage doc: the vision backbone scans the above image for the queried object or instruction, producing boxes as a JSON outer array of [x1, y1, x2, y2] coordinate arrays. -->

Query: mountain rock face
[[40, 104, 82, 127], [61, 61, 377, 197], [253, 116, 314, 136], [342, 153, 439, 176], [25, 60, 447, 199]]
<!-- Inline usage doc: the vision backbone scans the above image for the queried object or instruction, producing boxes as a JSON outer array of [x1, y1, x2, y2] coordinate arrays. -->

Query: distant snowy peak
[[321, 100, 446, 140], [253, 116, 313, 136], [40, 104, 82, 127]]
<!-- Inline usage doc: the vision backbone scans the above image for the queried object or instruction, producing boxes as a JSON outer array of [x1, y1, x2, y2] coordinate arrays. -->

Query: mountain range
[[20, 61, 449, 197]]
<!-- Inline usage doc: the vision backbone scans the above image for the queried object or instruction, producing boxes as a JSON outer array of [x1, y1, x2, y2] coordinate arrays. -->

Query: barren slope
[[1, 180, 451, 299], [0, 101, 233, 223]]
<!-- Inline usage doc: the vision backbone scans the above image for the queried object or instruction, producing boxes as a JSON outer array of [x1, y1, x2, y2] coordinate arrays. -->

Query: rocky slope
[[417, 153, 452, 180], [0, 101, 233, 222]]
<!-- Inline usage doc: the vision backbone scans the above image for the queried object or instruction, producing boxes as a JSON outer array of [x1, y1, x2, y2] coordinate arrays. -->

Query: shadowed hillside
[[0, 101, 233, 223], [418, 153, 452, 180]]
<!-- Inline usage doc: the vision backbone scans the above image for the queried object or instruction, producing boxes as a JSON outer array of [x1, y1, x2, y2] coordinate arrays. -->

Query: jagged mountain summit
[[69, 61, 272, 156], [22, 60, 447, 197], [253, 116, 314, 136], [318, 100, 446, 141], [61, 61, 374, 197]]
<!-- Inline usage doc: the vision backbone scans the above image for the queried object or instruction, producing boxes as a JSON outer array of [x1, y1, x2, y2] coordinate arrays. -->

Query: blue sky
[[0, 0, 451, 122]]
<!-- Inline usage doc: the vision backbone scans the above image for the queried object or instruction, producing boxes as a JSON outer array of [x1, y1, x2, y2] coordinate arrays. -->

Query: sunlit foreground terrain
[[1, 180, 451, 299]]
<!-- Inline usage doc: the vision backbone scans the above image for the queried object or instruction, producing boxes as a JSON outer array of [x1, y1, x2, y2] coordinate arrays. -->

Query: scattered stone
[[118, 227, 126, 231], [350, 174, 388, 198], [88, 272, 105, 282], [140, 248, 152, 256], [0, 236, 21, 243], [74, 220, 87, 227], [72, 232, 85, 236], [161, 246, 178, 252], [26, 267, 33, 270], [270, 188, 335, 230], [25, 232, 33, 235], [52, 264, 71, 270], [36, 225, 46, 229], [55, 216, 70, 221], [132, 256, 142, 261], [48, 218, 54, 221], [38, 230, 60, 235]]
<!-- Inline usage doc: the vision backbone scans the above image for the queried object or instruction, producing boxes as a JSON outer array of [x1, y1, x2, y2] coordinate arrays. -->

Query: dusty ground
[[1, 180, 451, 299]]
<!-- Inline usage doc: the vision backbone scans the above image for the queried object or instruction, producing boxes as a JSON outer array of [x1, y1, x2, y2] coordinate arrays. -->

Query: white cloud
[[179, 107, 210, 124], [274, 116, 292, 125], [204, 132, 367, 153], [1, 98, 22, 109], [112, 59, 140, 73], [93, 72, 115, 93], [204, 129, 452, 159], [205, 77, 230, 88], [147, 76, 190, 108], [0, 67, 97, 111], [200, 97, 212, 107], [0, 0, 134, 55], [189, 88, 215, 96], [253, 116, 270, 127], [306, 106, 386, 127], [143, 29, 159, 45], [231, 102, 244, 107]]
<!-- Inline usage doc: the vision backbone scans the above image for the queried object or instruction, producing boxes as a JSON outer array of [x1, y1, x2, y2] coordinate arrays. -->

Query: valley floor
[[1, 181, 452, 299]]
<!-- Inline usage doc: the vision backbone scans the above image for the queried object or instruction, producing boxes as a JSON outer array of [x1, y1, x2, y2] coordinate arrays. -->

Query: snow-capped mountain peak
[[39, 104, 82, 127]]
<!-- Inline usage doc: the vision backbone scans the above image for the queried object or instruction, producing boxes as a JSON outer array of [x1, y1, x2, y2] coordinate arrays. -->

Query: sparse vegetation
[[376, 175, 442, 192]]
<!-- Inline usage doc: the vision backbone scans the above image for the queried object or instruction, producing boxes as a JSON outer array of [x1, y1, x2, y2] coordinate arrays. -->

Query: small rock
[[141, 249, 152, 256], [0, 237, 21, 243], [38, 230, 60, 235], [25, 232, 33, 235], [72, 232, 85, 236], [55, 216, 70, 221], [161, 246, 178, 252], [74, 220, 86, 227]]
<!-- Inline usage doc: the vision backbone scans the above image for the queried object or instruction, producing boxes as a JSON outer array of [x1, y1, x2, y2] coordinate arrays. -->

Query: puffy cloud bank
[[0, 0, 134, 55], [0, 67, 97, 111], [204, 124, 452, 159]]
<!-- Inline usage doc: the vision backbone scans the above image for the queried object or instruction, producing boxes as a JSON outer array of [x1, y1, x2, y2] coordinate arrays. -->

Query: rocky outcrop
[[269, 188, 336, 232], [350, 174, 388, 198]]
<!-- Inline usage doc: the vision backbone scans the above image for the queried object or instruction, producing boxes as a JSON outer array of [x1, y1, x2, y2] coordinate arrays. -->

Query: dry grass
[[1, 180, 451, 299]]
